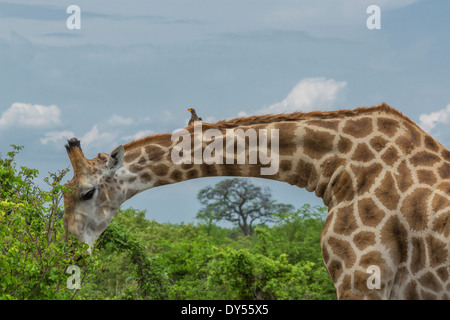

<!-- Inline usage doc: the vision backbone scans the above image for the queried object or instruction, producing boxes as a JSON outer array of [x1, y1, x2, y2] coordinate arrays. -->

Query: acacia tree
[[196, 178, 294, 236]]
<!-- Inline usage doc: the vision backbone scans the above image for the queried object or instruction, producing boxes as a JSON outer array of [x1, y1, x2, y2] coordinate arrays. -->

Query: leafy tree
[[206, 247, 323, 300], [272, 204, 327, 263], [95, 220, 170, 300], [196, 178, 294, 236]]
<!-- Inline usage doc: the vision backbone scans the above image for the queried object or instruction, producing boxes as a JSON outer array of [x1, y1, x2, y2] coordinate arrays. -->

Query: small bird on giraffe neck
[[188, 108, 202, 126]]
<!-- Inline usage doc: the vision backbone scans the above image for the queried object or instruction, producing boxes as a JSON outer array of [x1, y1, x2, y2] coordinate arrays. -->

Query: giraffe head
[[63, 138, 125, 249]]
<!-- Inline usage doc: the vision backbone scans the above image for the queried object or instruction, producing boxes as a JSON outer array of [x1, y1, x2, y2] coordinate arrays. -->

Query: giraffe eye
[[80, 188, 96, 201]]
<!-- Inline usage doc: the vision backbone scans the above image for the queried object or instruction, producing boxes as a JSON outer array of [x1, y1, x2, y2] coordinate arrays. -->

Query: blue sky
[[0, 0, 449, 224]]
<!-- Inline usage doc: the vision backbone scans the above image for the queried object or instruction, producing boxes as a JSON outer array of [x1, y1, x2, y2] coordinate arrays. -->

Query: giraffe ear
[[107, 145, 124, 173]]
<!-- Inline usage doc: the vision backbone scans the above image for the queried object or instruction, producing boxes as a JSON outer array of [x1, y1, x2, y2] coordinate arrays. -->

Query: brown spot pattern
[[170, 169, 183, 182], [352, 163, 383, 195], [181, 163, 194, 170], [396, 135, 415, 155], [186, 169, 199, 179], [442, 149, 450, 161], [410, 237, 426, 274], [124, 150, 141, 163], [306, 119, 339, 131], [351, 143, 374, 162], [409, 151, 440, 167], [358, 198, 386, 227], [436, 267, 449, 282], [375, 172, 400, 210], [353, 270, 371, 293], [342, 117, 373, 138], [381, 146, 399, 166], [333, 204, 358, 236], [404, 281, 419, 299], [129, 163, 145, 173], [145, 145, 165, 162], [292, 159, 317, 188], [279, 159, 292, 172], [426, 236, 448, 267], [438, 182, 450, 194], [126, 189, 138, 199], [328, 237, 356, 269], [401, 188, 431, 231], [370, 136, 388, 152], [432, 212, 450, 237], [331, 170, 354, 202], [418, 272, 442, 292], [128, 176, 137, 183], [140, 172, 152, 184], [360, 252, 386, 272], [438, 162, 450, 179], [200, 163, 218, 177], [394, 161, 413, 193], [337, 136, 353, 154], [151, 163, 169, 176], [353, 231, 376, 250], [380, 216, 408, 265], [417, 170, 437, 185], [328, 260, 343, 283], [377, 117, 399, 137], [303, 128, 335, 160], [424, 135, 439, 152], [275, 122, 297, 156], [321, 156, 345, 177], [153, 179, 170, 187]]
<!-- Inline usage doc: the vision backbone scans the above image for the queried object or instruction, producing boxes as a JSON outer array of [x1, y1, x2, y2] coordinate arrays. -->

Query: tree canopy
[[196, 178, 294, 236]]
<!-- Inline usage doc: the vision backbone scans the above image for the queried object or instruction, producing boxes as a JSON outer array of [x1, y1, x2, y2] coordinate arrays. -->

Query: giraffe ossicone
[[63, 103, 450, 299]]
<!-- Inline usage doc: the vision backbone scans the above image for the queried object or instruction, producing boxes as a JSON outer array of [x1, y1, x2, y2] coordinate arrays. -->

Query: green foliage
[[91, 206, 336, 300], [96, 221, 170, 299]]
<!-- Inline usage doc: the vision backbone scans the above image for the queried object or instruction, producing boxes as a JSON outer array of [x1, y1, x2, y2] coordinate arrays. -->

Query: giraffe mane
[[124, 103, 415, 151]]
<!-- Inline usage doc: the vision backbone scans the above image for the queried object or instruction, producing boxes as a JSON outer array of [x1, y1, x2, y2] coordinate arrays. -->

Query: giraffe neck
[[116, 106, 449, 213], [116, 114, 372, 208]]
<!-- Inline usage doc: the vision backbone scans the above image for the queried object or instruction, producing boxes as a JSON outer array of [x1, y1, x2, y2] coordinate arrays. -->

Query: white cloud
[[203, 116, 216, 123], [0, 102, 61, 129], [40, 113, 153, 150], [40, 130, 75, 145], [122, 130, 154, 142], [107, 114, 135, 126], [419, 104, 450, 133], [81, 124, 117, 148], [40, 124, 118, 151], [259, 77, 347, 114]]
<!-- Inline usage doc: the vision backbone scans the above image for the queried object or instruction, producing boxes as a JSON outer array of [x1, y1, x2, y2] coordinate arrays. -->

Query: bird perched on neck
[[187, 108, 202, 126]]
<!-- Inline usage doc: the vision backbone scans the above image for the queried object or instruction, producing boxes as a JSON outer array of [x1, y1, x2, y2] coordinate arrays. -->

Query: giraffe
[[63, 103, 450, 299]]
